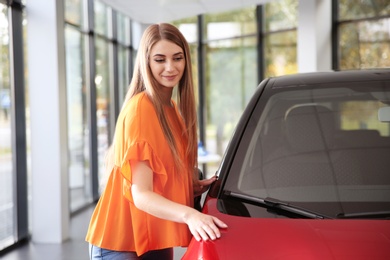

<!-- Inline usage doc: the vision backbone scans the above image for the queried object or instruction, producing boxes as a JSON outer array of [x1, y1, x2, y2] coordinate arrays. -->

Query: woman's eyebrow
[[153, 52, 183, 57]]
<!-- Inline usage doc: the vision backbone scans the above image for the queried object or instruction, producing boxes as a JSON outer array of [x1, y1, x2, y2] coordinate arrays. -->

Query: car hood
[[182, 198, 390, 260]]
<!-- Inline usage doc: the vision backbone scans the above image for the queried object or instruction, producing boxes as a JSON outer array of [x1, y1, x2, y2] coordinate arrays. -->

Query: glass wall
[[202, 7, 258, 176], [0, 3, 14, 250], [65, 0, 83, 26], [94, 1, 113, 189], [337, 0, 390, 69], [64, 0, 134, 210], [116, 12, 131, 106], [94, 36, 111, 186], [173, 17, 198, 95], [0, 0, 28, 251], [65, 25, 92, 212], [173, 17, 199, 126], [172, 5, 299, 177], [263, 0, 298, 77], [65, 0, 92, 212]]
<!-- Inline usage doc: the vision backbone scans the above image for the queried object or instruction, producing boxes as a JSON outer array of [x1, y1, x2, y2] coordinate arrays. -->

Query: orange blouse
[[85, 92, 194, 256]]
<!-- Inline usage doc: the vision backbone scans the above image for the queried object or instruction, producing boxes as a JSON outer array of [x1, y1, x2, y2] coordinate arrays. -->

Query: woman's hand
[[193, 175, 218, 197], [184, 209, 228, 241], [131, 161, 227, 241]]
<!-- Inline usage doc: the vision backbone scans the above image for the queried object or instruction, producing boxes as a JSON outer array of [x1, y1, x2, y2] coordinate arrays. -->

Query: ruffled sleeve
[[114, 93, 173, 203], [120, 141, 168, 202]]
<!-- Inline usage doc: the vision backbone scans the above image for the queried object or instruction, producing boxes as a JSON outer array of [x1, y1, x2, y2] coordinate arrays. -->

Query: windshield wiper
[[337, 211, 390, 219], [225, 191, 329, 219]]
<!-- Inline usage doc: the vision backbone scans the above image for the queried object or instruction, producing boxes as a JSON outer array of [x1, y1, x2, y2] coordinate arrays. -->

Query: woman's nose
[[165, 60, 174, 71]]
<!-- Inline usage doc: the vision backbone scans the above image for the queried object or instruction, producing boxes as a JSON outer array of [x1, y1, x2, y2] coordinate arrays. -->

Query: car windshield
[[224, 80, 390, 219]]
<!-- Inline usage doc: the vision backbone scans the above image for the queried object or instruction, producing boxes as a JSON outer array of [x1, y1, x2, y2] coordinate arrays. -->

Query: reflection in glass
[[0, 3, 15, 250], [341, 100, 390, 135], [95, 37, 111, 188], [65, 25, 92, 212], [233, 83, 390, 217]]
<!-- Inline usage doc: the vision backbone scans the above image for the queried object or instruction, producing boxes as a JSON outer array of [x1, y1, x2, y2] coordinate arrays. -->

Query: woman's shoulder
[[123, 92, 154, 114], [129, 92, 151, 106], [118, 92, 157, 128]]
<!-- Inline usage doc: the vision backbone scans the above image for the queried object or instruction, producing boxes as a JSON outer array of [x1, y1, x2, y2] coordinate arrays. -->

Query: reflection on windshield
[[226, 84, 390, 218]]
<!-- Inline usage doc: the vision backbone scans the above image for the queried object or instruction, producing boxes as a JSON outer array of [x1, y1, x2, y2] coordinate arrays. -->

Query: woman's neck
[[160, 87, 174, 106]]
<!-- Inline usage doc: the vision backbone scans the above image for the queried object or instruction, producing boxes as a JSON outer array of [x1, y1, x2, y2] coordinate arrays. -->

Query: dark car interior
[[221, 84, 390, 219]]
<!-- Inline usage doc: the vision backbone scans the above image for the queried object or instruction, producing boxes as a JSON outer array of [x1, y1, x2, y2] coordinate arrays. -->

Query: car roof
[[266, 69, 390, 89]]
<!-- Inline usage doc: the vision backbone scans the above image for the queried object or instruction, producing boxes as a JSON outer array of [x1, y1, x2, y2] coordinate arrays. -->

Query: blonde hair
[[104, 23, 198, 186]]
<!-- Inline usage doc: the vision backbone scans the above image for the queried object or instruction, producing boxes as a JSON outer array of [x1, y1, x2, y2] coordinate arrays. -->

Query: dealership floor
[[1, 204, 186, 260]]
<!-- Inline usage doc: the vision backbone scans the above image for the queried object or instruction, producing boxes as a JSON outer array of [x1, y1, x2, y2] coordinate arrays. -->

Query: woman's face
[[149, 39, 185, 89]]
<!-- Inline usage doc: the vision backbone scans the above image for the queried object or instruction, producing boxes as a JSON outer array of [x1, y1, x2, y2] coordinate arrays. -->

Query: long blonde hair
[[104, 23, 198, 185]]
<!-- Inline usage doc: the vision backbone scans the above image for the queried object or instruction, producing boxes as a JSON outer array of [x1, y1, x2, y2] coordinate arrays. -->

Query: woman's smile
[[149, 39, 185, 89], [162, 75, 178, 81]]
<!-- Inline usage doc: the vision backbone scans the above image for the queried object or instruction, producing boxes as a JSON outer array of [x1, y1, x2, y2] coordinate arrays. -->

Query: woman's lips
[[163, 75, 177, 81]]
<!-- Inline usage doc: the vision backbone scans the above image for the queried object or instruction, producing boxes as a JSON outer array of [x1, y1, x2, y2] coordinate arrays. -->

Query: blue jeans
[[89, 244, 173, 260]]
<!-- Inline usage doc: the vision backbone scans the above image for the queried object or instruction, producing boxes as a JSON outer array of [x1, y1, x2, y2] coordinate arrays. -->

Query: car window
[[224, 82, 390, 218]]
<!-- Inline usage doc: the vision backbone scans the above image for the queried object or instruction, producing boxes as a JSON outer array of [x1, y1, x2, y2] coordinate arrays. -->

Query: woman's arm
[[131, 160, 227, 241]]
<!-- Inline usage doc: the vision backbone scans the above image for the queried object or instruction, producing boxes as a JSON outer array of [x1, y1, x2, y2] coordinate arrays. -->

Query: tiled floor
[[1, 204, 186, 260]]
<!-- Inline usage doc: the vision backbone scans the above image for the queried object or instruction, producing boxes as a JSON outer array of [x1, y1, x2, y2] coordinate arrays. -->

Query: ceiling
[[99, 0, 273, 24]]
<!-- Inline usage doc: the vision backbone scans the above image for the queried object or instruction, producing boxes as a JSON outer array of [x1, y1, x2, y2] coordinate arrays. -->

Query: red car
[[183, 69, 390, 260]]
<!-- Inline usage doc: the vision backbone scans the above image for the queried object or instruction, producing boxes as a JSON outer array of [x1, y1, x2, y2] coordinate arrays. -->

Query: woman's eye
[[154, 59, 165, 63], [174, 57, 184, 61]]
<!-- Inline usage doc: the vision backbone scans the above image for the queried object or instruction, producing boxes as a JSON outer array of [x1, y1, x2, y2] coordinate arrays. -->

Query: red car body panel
[[182, 198, 390, 260]]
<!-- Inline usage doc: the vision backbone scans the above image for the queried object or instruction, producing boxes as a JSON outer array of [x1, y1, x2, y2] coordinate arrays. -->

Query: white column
[[297, 0, 332, 72], [27, 0, 69, 243]]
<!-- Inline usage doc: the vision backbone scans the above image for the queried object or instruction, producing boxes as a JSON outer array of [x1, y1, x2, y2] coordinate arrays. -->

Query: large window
[[116, 12, 131, 106], [173, 16, 199, 132], [337, 0, 390, 69], [172, 5, 298, 177], [64, 0, 134, 210], [65, 0, 83, 27], [263, 0, 298, 77], [0, 0, 28, 251], [95, 36, 111, 187], [173, 16, 199, 98], [202, 7, 258, 175], [65, 0, 92, 212], [0, 3, 14, 250], [94, 1, 113, 189], [65, 24, 92, 212]]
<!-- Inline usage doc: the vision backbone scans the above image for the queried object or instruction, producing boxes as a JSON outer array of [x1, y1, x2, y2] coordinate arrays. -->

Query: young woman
[[86, 23, 227, 260]]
